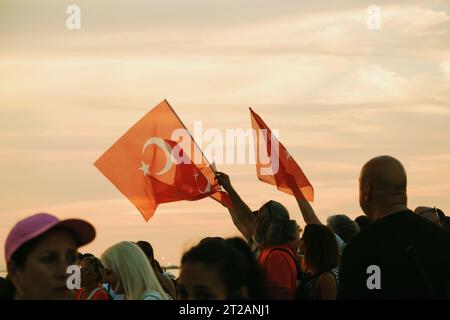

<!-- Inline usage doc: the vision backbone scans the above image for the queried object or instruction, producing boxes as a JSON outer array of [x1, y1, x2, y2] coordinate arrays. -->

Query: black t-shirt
[[338, 210, 450, 299]]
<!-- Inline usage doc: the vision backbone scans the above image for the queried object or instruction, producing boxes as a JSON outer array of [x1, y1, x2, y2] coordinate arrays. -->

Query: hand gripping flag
[[94, 100, 232, 221], [250, 108, 314, 201]]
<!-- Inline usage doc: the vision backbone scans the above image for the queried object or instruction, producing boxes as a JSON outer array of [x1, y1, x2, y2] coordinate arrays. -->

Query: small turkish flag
[[94, 100, 232, 221], [250, 108, 314, 201]]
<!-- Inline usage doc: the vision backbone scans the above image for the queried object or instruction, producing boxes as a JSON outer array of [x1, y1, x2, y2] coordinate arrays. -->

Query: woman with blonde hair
[[101, 241, 169, 300]]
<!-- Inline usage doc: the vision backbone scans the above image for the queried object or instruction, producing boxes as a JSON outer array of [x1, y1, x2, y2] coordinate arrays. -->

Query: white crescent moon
[[142, 137, 173, 176], [194, 173, 211, 194]]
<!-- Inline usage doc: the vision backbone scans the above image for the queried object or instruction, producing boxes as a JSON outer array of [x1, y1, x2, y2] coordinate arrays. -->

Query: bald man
[[338, 156, 450, 299]]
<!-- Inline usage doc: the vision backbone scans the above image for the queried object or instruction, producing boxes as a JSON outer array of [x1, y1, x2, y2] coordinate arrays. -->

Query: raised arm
[[215, 172, 257, 241], [295, 197, 322, 225], [286, 174, 322, 225]]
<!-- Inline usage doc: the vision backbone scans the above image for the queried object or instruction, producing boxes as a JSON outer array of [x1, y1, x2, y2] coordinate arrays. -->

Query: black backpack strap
[[405, 244, 437, 298], [381, 218, 438, 298]]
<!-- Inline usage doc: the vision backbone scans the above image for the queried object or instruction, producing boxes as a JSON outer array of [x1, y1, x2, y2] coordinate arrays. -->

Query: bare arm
[[316, 272, 337, 300], [287, 176, 322, 225], [215, 172, 256, 241], [227, 207, 254, 241], [295, 197, 322, 225]]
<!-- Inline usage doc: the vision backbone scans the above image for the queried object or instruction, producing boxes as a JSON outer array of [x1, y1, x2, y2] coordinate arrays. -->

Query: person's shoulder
[[264, 246, 297, 270], [380, 209, 434, 229], [315, 272, 337, 296], [340, 219, 390, 263], [342, 221, 378, 252], [347, 211, 412, 244], [93, 288, 111, 300], [265, 245, 295, 260], [317, 271, 336, 284], [75, 287, 84, 299], [143, 291, 163, 300], [268, 249, 290, 260], [345, 211, 450, 254], [390, 210, 450, 242]]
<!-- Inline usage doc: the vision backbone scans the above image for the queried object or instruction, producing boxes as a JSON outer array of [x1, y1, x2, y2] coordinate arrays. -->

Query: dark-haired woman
[[177, 237, 266, 300], [297, 224, 339, 300]]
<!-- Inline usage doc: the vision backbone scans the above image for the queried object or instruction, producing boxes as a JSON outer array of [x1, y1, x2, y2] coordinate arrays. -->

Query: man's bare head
[[359, 156, 408, 219]]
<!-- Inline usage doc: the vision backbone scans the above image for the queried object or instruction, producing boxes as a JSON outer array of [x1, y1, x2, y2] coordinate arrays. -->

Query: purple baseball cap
[[5, 213, 96, 264]]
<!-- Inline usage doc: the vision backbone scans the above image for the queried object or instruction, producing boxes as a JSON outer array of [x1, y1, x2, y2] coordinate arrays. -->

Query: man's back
[[338, 210, 450, 299]]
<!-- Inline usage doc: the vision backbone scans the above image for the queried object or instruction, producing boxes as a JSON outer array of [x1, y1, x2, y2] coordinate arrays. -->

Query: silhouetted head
[[253, 200, 298, 248], [136, 241, 154, 262], [326, 214, 360, 243], [224, 237, 267, 299], [359, 156, 408, 220], [300, 224, 338, 274], [354, 215, 372, 230], [80, 256, 105, 288], [178, 238, 250, 300]]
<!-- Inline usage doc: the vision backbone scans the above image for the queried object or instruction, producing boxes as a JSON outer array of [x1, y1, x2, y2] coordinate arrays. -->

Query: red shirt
[[258, 244, 297, 299], [76, 286, 110, 300]]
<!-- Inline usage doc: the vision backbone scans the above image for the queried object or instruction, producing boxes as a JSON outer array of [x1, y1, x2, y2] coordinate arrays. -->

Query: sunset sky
[[1, 0, 450, 271]]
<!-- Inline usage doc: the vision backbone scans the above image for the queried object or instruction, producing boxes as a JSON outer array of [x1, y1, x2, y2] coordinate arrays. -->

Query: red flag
[[94, 100, 232, 221], [250, 108, 314, 201]]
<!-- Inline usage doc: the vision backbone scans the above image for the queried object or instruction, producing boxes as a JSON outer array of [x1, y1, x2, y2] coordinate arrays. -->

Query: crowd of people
[[1, 155, 449, 300]]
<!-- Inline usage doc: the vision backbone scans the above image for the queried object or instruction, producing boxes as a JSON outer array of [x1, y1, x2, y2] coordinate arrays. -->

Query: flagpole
[[163, 99, 217, 173]]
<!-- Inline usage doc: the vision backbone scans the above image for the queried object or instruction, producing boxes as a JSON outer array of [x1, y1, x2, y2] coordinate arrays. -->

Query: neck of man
[[371, 203, 409, 221]]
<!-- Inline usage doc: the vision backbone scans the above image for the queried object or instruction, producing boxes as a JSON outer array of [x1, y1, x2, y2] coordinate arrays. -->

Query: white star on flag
[[139, 161, 150, 176]]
